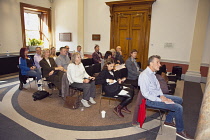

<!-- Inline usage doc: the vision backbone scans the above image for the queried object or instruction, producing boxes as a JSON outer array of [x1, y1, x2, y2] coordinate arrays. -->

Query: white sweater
[[67, 63, 90, 84]]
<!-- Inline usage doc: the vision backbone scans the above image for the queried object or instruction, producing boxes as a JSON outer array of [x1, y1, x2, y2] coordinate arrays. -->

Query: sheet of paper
[[115, 64, 126, 71], [123, 86, 129, 89], [118, 89, 129, 96]]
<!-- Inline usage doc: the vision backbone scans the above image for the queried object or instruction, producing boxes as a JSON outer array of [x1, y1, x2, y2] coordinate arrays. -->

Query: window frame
[[20, 2, 51, 49]]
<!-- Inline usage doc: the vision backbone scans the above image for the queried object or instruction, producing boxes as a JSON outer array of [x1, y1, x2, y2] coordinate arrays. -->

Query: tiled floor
[[0, 75, 199, 140]]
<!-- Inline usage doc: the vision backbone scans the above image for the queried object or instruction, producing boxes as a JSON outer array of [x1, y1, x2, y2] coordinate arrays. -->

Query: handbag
[[63, 89, 81, 109]]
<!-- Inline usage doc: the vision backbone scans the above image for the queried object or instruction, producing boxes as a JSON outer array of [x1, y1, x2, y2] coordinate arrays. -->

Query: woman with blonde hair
[[50, 47, 57, 60], [39, 48, 64, 95], [110, 49, 116, 58], [67, 52, 96, 107]]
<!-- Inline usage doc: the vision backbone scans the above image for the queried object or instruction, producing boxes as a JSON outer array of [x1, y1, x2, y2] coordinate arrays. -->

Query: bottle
[[6, 51, 9, 56]]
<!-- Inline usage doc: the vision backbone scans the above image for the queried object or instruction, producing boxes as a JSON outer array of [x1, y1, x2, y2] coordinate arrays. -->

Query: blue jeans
[[26, 68, 42, 82], [146, 94, 184, 132]]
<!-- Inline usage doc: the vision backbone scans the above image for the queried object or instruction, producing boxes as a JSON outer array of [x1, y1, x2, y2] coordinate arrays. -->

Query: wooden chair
[[98, 89, 118, 113]]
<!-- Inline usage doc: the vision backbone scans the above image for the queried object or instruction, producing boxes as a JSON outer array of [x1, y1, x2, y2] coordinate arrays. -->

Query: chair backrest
[[85, 65, 94, 76], [120, 67, 128, 78], [93, 63, 101, 73], [155, 74, 169, 94], [132, 88, 146, 125]]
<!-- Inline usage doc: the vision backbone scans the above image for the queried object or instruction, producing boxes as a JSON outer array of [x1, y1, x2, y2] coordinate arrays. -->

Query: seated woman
[[101, 51, 112, 69], [39, 49, 65, 95], [67, 52, 96, 108], [50, 47, 57, 60], [96, 58, 134, 118], [19, 48, 42, 90]]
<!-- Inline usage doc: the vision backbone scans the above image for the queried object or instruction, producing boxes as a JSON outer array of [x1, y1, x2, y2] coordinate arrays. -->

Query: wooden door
[[106, 0, 156, 69], [115, 12, 146, 65]]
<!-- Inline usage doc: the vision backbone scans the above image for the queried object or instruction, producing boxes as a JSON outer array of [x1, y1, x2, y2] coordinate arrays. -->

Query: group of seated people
[[18, 45, 192, 139]]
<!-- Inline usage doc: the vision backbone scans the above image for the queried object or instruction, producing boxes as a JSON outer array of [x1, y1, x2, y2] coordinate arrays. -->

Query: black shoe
[[19, 82, 23, 90], [58, 91, 62, 97]]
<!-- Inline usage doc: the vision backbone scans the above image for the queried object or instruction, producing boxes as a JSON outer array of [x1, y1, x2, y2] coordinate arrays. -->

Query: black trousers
[[117, 85, 134, 107], [124, 79, 138, 88]]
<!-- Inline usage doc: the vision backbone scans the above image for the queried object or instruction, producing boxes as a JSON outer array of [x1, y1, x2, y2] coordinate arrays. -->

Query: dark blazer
[[92, 51, 103, 64], [96, 69, 122, 97], [115, 51, 124, 64], [39, 58, 58, 78], [125, 57, 140, 80]]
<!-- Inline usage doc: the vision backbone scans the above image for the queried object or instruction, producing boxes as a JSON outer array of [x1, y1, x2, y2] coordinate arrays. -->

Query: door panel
[[116, 14, 130, 59], [129, 13, 144, 65]]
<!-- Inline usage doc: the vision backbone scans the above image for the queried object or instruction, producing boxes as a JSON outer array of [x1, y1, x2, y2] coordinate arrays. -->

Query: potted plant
[[27, 38, 44, 51]]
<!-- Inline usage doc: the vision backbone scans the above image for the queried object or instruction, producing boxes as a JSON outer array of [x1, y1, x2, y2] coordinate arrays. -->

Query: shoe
[[176, 131, 193, 139], [164, 121, 176, 129], [122, 106, 131, 114], [81, 99, 91, 107], [113, 105, 124, 118], [89, 97, 96, 104], [38, 86, 42, 91], [58, 91, 62, 97], [19, 82, 23, 90], [37, 79, 43, 85]]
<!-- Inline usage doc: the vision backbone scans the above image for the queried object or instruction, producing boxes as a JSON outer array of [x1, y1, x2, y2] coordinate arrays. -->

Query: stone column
[[195, 62, 210, 140], [184, 0, 210, 83], [77, 0, 84, 51]]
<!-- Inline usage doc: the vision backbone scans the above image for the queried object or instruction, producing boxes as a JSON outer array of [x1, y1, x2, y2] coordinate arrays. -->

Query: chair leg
[[158, 110, 163, 135], [28, 80, 32, 89], [99, 97, 102, 113]]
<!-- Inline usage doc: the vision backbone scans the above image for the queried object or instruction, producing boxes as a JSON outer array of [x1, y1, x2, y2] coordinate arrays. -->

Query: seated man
[[115, 46, 124, 64], [34, 47, 42, 69], [65, 45, 71, 59], [55, 47, 70, 72], [77, 45, 84, 58], [125, 49, 141, 87], [92, 44, 103, 64], [138, 55, 192, 139]]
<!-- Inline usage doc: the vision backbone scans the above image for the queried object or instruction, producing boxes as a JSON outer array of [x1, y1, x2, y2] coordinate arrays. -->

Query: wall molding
[[161, 59, 209, 67]]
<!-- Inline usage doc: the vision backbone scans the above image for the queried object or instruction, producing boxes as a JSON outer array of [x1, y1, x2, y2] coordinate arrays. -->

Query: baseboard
[[182, 74, 207, 83]]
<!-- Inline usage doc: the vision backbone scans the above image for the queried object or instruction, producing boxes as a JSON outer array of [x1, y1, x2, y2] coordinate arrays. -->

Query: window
[[20, 3, 51, 51], [24, 12, 41, 46]]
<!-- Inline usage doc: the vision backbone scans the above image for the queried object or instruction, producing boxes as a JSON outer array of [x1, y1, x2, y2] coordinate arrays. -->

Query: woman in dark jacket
[[96, 58, 134, 118], [39, 49, 65, 94]]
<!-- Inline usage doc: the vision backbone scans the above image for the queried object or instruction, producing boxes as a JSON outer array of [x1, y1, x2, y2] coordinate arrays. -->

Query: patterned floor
[[0, 75, 200, 140]]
